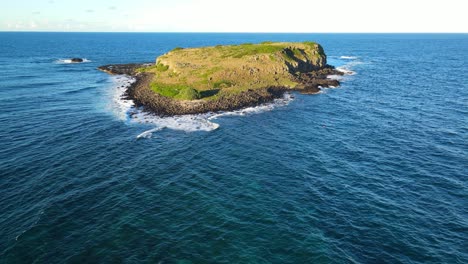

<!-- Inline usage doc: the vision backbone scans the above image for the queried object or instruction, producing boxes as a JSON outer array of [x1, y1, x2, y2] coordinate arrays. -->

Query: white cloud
[[117, 0, 464, 32], [0, 0, 466, 32]]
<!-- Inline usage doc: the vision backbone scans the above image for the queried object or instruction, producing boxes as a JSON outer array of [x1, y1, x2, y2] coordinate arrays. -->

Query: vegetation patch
[[213, 80, 233, 89], [151, 83, 200, 100], [144, 42, 327, 100], [137, 63, 169, 73], [156, 63, 169, 72], [228, 44, 285, 58], [303, 41, 324, 54]]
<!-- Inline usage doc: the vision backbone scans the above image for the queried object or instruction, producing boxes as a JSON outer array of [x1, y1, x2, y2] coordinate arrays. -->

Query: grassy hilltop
[[138, 41, 327, 100]]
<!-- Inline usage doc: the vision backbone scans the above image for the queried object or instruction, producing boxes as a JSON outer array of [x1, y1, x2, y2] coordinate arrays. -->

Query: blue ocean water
[[0, 33, 467, 263]]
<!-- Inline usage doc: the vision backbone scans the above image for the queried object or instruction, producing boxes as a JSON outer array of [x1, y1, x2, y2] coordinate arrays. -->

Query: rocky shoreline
[[98, 63, 343, 116]]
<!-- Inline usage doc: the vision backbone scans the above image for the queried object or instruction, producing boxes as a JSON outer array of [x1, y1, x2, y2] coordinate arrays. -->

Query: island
[[98, 42, 343, 116]]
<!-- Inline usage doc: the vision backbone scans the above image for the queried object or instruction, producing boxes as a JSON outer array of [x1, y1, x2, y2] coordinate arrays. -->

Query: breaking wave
[[208, 93, 293, 120], [106, 76, 136, 121], [132, 93, 294, 138], [328, 56, 363, 79], [55, 58, 92, 64], [107, 76, 293, 138], [340, 56, 358, 60]]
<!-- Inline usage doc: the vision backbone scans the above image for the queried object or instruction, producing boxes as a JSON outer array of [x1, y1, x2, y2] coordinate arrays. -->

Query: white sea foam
[[132, 93, 293, 138], [337, 60, 364, 75], [106, 75, 294, 138], [336, 67, 356, 75], [107, 75, 136, 120], [208, 92, 294, 120], [328, 57, 364, 79], [136, 127, 164, 139], [133, 112, 221, 133], [340, 56, 358, 60], [55, 58, 92, 64], [327, 74, 345, 81]]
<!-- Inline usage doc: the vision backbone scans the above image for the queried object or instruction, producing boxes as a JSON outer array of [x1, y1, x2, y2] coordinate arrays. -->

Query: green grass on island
[[138, 41, 327, 100]]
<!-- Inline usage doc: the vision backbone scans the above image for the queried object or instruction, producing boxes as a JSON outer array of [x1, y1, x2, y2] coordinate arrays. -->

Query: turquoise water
[[0, 33, 467, 263]]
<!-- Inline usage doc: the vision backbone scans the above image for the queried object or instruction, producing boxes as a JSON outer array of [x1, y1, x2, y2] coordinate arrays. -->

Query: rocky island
[[98, 42, 343, 116]]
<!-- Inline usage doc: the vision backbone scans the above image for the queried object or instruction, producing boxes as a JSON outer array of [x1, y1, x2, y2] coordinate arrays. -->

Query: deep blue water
[[0, 33, 467, 263]]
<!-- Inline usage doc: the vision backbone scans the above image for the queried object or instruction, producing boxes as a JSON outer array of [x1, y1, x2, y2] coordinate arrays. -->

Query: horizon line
[[1, 31, 467, 34]]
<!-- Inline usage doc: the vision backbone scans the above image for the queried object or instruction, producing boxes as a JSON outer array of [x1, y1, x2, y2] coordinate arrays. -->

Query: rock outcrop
[[98, 42, 343, 116]]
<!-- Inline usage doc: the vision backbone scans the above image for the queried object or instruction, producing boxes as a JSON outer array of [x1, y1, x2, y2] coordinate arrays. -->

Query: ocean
[[0, 33, 467, 263]]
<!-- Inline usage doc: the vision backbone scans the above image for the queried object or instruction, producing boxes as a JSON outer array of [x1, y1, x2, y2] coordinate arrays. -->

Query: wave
[[62, 86, 97, 95], [15, 209, 44, 241], [337, 60, 364, 75], [136, 127, 164, 139], [327, 74, 345, 81], [328, 57, 365, 79], [135, 114, 220, 135], [134, 93, 293, 138], [106, 75, 136, 121], [54, 58, 92, 64], [340, 56, 358, 60], [208, 92, 294, 120], [106, 76, 294, 138], [336, 67, 356, 75]]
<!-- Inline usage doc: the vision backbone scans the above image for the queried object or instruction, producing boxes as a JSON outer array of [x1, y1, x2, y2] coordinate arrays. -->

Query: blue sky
[[1, 0, 466, 32]]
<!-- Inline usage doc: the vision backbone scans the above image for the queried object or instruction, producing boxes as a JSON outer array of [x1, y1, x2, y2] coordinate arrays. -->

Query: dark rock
[[300, 86, 321, 94], [71, 58, 84, 63], [294, 65, 343, 92], [97, 63, 344, 116], [98, 63, 153, 75]]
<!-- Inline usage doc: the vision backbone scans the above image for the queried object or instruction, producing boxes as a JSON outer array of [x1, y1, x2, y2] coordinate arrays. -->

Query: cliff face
[[141, 42, 329, 100]]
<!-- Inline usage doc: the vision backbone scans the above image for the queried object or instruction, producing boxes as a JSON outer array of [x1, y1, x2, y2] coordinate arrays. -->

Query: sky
[[1, 0, 467, 32]]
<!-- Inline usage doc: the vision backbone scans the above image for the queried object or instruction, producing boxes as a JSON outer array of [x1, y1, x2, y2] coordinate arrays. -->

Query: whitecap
[[330, 58, 365, 78], [105, 76, 294, 137], [340, 56, 358, 60], [132, 92, 293, 137], [55, 58, 92, 64], [106, 75, 136, 121], [337, 60, 364, 75], [136, 127, 165, 139], [208, 92, 293, 120], [336, 67, 357, 75], [132, 112, 221, 134], [327, 74, 345, 81]]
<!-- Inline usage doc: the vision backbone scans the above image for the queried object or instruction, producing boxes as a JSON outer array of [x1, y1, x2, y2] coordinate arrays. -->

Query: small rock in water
[[71, 58, 84, 63]]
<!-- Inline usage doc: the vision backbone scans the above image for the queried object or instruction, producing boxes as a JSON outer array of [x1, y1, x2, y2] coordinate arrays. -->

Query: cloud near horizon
[[1, 0, 467, 32]]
